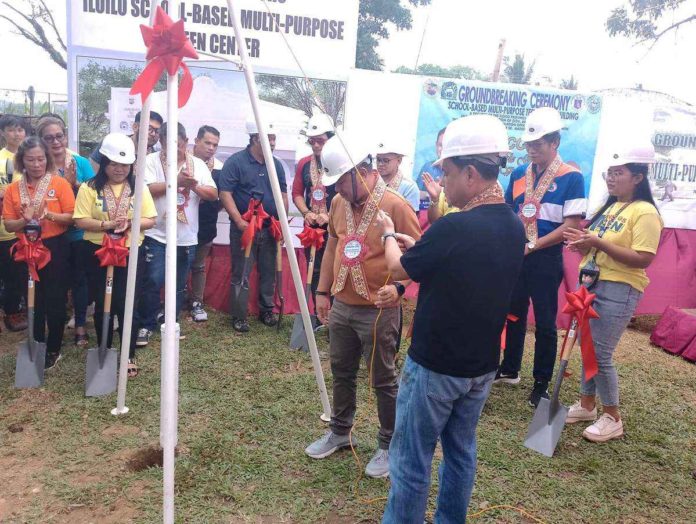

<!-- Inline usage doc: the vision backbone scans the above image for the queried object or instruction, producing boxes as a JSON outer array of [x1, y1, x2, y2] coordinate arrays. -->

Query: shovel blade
[[523, 397, 569, 457], [230, 282, 250, 320], [15, 340, 46, 389], [289, 314, 309, 351], [85, 347, 119, 397]]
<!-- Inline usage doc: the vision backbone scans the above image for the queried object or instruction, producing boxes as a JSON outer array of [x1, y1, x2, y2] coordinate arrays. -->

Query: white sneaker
[[67, 316, 75, 329], [191, 302, 208, 322], [365, 449, 389, 478], [583, 413, 623, 442], [566, 401, 597, 424]]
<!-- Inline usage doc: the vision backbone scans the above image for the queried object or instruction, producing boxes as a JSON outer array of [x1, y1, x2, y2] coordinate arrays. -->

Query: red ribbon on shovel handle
[[11, 236, 51, 282], [95, 234, 129, 268], [240, 199, 270, 250], [561, 286, 600, 381]]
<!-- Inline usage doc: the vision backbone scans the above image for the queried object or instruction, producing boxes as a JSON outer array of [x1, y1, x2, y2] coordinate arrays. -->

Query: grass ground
[[0, 307, 694, 523]]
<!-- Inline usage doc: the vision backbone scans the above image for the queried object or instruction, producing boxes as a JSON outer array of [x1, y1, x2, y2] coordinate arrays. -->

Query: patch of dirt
[[101, 424, 140, 438], [53, 497, 138, 523], [628, 315, 661, 333], [124, 445, 163, 472]]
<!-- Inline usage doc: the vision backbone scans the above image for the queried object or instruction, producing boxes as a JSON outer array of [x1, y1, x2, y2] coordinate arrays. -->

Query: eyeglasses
[[148, 126, 161, 135], [42, 133, 65, 143], [376, 156, 397, 165], [308, 137, 327, 146]]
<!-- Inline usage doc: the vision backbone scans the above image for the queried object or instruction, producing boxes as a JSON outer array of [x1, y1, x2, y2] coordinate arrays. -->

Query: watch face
[[527, 242, 536, 250]]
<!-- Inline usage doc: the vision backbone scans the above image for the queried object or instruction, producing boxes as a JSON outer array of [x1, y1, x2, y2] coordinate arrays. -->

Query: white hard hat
[[305, 112, 334, 137], [321, 132, 372, 186], [521, 107, 564, 142], [99, 132, 136, 164], [245, 116, 275, 135], [376, 138, 409, 157], [435, 115, 509, 166], [607, 136, 656, 167]]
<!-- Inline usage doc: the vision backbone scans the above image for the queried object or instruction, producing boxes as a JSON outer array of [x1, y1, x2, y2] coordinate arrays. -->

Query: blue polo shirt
[[414, 160, 443, 191], [505, 161, 586, 251], [218, 146, 287, 219]]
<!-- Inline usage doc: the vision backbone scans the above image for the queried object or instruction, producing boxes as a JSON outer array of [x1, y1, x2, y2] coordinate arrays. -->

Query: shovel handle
[[244, 240, 253, 258], [275, 241, 283, 272], [104, 266, 115, 315], [560, 318, 579, 361], [306, 245, 317, 286], [27, 276, 35, 308]]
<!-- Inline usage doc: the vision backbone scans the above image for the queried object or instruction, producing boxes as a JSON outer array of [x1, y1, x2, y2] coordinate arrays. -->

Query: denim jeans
[[138, 236, 196, 330], [383, 357, 496, 524], [500, 249, 564, 382], [580, 280, 642, 406], [69, 239, 89, 327]]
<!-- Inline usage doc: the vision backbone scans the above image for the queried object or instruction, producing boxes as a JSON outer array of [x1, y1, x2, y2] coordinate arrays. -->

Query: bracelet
[[393, 282, 406, 297], [315, 290, 329, 297], [381, 232, 397, 244]]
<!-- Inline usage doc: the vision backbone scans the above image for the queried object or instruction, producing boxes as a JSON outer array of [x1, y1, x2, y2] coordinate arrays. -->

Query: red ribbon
[[95, 234, 129, 268], [269, 217, 283, 243], [130, 6, 199, 108], [500, 314, 519, 351], [11, 236, 51, 282], [562, 286, 600, 381], [241, 199, 270, 250], [297, 225, 325, 251]]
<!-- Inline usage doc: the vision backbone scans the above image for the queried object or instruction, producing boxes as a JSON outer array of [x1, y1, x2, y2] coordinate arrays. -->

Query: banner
[[412, 78, 603, 194], [70, 0, 359, 75]]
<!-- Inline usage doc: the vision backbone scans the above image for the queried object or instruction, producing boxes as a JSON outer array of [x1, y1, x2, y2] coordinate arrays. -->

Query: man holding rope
[[377, 115, 525, 523], [304, 133, 420, 479]]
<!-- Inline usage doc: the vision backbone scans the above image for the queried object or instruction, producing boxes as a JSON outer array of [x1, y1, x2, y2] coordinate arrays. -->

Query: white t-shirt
[[144, 152, 217, 246]]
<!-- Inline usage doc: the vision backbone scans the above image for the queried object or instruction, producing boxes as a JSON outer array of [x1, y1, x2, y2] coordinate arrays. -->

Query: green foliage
[[607, 0, 695, 48], [560, 75, 579, 90], [502, 54, 536, 85], [393, 63, 485, 80]]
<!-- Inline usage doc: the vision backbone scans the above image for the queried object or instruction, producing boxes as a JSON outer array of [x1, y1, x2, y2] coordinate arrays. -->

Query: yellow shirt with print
[[437, 191, 459, 216], [580, 200, 663, 293], [0, 148, 17, 241], [73, 182, 157, 247]]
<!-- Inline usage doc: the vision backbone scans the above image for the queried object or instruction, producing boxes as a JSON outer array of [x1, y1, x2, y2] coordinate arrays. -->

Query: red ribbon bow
[[269, 217, 283, 243], [297, 225, 325, 251], [130, 6, 199, 108], [95, 234, 129, 268], [241, 199, 270, 250], [562, 286, 600, 381], [11, 236, 51, 282]]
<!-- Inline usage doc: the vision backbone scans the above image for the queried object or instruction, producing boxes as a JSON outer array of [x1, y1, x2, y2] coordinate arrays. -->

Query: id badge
[[579, 259, 600, 289]]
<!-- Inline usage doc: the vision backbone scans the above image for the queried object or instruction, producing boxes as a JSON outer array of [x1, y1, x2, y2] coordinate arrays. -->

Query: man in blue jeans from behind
[[377, 115, 525, 523]]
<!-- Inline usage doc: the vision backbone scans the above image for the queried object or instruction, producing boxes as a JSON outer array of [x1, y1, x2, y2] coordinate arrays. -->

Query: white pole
[[112, 0, 160, 417], [226, 0, 331, 421]]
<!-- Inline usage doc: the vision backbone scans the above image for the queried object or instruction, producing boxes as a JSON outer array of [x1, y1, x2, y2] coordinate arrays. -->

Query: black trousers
[[33, 235, 69, 356], [0, 238, 27, 315]]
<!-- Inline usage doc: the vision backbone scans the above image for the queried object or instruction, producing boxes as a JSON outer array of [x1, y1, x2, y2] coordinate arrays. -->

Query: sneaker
[[528, 380, 549, 408], [5, 313, 27, 332], [259, 311, 277, 327], [493, 369, 520, 385], [365, 448, 390, 478], [232, 318, 249, 333], [67, 316, 75, 329], [157, 311, 165, 325], [136, 328, 152, 347], [566, 401, 597, 424], [582, 413, 624, 442], [44, 352, 62, 370], [305, 431, 356, 459], [191, 302, 208, 322]]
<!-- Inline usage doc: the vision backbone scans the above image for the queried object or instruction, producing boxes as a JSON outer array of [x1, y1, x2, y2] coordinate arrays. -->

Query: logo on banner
[[573, 95, 585, 111], [441, 82, 457, 100], [424, 79, 439, 97], [587, 95, 602, 114]]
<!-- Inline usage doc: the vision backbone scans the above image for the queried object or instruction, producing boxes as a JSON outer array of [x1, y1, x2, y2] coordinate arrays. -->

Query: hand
[[563, 228, 599, 251], [21, 202, 39, 222], [235, 218, 249, 232], [178, 172, 197, 189], [375, 210, 395, 236], [374, 284, 400, 309], [316, 213, 329, 227], [316, 294, 331, 325], [394, 233, 416, 252], [304, 211, 318, 226], [422, 172, 442, 201], [114, 217, 131, 234]]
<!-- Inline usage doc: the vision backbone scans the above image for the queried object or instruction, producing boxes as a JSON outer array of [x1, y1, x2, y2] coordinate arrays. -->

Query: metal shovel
[[85, 265, 119, 397], [15, 275, 45, 389], [290, 244, 318, 351], [231, 241, 254, 320], [523, 318, 579, 457], [275, 240, 285, 331]]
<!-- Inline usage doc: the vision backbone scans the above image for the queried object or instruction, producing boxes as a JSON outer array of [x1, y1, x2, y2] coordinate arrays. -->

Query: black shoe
[[493, 369, 520, 385], [232, 317, 249, 333], [528, 380, 549, 408], [259, 311, 277, 327], [45, 352, 62, 370]]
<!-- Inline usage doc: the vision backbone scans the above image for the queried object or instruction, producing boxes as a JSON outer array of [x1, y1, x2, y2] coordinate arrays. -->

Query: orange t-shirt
[[2, 174, 76, 239], [328, 188, 422, 306]]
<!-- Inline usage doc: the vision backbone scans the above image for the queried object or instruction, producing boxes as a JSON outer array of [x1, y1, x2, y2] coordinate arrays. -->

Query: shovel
[[290, 244, 318, 351], [275, 240, 285, 331], [231, 241, 254, 320], [85, 265, 119, 397], [523, 318, 579, 457], [15, 274, 46, 389]]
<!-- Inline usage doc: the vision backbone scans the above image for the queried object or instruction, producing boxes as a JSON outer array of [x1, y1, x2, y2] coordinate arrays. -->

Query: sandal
[[127, 359, 139, 378], [74, 333, 89, 346]]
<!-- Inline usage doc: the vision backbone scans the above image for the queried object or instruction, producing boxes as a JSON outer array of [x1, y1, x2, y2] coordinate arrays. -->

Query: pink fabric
[[681, 336, 696, 363], [649, 306, 696, 356]]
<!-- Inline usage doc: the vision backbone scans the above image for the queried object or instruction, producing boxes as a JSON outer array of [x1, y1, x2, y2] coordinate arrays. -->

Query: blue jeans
[[383, 357, 496, 524], [138, 236, 195, 330], [70, 240, 89, 327]]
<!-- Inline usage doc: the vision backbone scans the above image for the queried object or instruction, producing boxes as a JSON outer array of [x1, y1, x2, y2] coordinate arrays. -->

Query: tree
[[0, 0, 67, 69], [560, 75, 579, 90], [393, 63, 485, 80], [502, 54, 536, 85], [607, 0, 696, 50], [357, 0, 432, 71]]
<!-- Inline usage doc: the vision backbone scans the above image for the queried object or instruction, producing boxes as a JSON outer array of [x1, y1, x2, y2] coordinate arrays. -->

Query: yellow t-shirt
[[0, 148, 16, 241], [73, 182, 157, 247], [437, 191, 459, 216], [580, 200, 663, 293]]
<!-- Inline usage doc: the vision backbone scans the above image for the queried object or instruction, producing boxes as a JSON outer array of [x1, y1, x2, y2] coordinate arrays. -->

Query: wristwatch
[[526, 241, 536, 251], [316, 290, 330, 297], [382, 232, 397, 245], [393, 282, 406, 297]]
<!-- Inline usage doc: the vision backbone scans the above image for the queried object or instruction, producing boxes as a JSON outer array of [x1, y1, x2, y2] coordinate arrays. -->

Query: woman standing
[[2, 137, 75, 369], [36, 116, 94, 346], [73, 133, 157, 378], [564, 137, 663, 443]]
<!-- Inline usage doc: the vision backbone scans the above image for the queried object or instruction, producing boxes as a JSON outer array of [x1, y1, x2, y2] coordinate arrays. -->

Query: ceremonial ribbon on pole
[[129, 6, 199, 108], [562, 286, 600, 381], [296, 225, 325, 251], [240, 198, 270, 249], [95, 234, 129, 268], [11, 237, 51, 282]]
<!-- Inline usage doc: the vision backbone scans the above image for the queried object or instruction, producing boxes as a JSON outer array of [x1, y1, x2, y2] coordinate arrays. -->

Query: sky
[[1, 0, 695, 104]]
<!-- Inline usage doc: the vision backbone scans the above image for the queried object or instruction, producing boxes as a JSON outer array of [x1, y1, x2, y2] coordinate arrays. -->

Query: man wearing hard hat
[[375, 139, 420, 212], [376, 115, 525, 523], [497, 107, 587, 408], [304, 132, 421, 479], [292, 113, 337, 304]]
